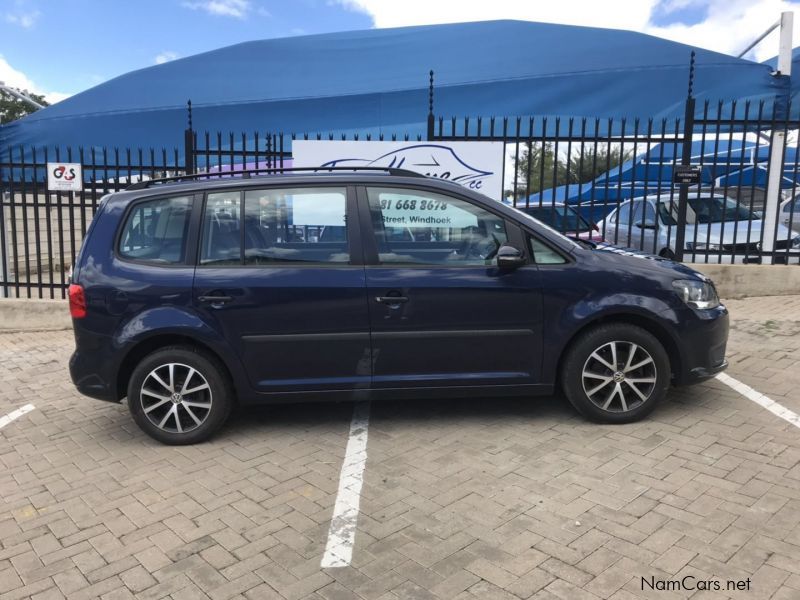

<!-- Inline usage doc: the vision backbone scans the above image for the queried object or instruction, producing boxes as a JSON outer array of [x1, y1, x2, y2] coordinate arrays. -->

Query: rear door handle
[[375, 296, 408, 304]]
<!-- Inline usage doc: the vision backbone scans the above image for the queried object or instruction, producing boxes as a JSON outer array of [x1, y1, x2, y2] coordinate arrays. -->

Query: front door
[[631, 200, 659, 254], [192, 185, 371, 394], [359, 186, 542, 389]]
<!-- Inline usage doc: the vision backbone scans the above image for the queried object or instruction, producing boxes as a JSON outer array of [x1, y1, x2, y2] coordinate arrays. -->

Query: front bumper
[[689, 360, 729, 381], [672, 305, 729, 385]]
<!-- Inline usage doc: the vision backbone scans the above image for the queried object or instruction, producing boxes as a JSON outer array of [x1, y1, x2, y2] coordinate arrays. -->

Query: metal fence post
[[427, 70, 435, 141], [0, 189, 6, 299], [674, 53, 696, 263], [761, 11, 793, 264], [184, 100, 195, 175]]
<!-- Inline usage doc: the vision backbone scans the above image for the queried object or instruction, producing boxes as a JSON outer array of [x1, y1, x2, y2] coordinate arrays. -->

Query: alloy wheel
[[140, 362, 213, 433], [581, 341, 657, 412]]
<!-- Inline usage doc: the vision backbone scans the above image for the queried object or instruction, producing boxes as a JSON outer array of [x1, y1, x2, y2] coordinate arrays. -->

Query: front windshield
[[507, 204, 581, 249], [523, 205, 593, 233], [667, 196, 755, 224], [689, 196, 754, 223]]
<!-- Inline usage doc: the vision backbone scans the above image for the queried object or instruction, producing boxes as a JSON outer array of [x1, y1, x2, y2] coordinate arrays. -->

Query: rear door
[[358, 185, 542, 389], [192, 185, 371, 394]]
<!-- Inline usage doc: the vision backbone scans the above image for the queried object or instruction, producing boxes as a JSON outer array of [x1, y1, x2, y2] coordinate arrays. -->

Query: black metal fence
[[431, 99, 800, 266], [2, 80, 800, 300]]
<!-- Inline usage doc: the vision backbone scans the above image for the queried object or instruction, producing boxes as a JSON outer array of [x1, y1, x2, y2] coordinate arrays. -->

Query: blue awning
[[1, 20, 792, 162]]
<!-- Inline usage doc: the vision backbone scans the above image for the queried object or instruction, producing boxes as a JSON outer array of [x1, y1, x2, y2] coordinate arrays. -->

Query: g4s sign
[[47, 162, 83, 192]]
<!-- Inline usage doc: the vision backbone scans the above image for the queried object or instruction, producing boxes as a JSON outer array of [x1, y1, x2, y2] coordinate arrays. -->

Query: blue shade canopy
[[0, 19, 790, 159], [526, 139, 800, 222]]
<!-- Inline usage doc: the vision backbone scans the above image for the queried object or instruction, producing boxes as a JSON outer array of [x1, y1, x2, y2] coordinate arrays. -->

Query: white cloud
[[647, 0, 800, 62], [334, 0, 800, 62], [0, 55, 69, 105], [43, 91, 70, 104], [181, 0, 251, 18], [4, 9, 41, 28], [155, 51, 179, 65], [335, 0, 657, 32]]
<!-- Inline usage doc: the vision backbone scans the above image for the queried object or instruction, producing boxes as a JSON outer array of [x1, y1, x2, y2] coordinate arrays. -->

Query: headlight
[[672, 279, 720, 309]]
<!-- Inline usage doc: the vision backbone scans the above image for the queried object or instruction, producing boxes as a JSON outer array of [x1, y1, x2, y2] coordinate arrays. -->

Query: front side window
[[119, 196, 192, 264], [200, 187, 349, 266], [529, 237, 567, 264], [657, 201, 677, 226], [632, 201, 657, 225], [367, 187, 507, 266]]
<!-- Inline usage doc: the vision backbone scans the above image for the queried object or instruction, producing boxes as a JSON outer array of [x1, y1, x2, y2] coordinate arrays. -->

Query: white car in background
[[782, 196, 800, 234], [601, 193, 800, 262]]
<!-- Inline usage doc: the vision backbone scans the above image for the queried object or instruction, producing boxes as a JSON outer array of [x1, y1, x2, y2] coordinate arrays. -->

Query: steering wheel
[[460, 234, 501, 261]]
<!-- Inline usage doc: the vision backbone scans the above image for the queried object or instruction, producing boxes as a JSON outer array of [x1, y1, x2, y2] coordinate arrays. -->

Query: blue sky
[[0, 0, 371, 99], [2, 0, 800, 102]]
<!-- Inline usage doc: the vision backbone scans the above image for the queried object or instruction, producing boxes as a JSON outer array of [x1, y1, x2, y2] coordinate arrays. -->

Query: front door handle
[[375, 296, 408, 305], [198, 294, 234, 304]]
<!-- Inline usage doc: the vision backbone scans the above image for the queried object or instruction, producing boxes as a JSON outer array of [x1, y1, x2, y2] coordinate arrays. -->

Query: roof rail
[[125, 166, 426, 190]]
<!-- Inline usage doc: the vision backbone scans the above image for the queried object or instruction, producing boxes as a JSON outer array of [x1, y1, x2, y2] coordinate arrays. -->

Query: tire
[[658, 248, 676, 260], [127, 346, 233, 444], [560, 323, 670, 423]]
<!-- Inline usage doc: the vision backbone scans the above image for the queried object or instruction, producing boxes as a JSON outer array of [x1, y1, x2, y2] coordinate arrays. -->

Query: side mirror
[[496, 245, 526, 269]]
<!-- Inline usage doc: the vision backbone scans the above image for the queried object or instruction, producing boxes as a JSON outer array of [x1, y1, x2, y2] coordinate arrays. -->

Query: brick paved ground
[[1, 295, 799, 600]]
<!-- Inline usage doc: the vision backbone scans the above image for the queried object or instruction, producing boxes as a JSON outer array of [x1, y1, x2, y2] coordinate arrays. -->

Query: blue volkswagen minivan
[[69, 169, 728, 444]]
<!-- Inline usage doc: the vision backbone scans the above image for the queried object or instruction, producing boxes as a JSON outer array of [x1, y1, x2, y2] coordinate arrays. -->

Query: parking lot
[[1, 295, 799, 600]]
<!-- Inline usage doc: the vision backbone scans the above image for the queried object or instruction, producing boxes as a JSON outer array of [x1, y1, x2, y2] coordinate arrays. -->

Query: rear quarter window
[[118, 196, 193, 264]]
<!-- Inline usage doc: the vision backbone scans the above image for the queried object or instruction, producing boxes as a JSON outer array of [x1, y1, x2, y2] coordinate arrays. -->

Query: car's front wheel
[[560, 323, 670, 423], [127, 346, 233, 444], [659, 248, 676, 260]]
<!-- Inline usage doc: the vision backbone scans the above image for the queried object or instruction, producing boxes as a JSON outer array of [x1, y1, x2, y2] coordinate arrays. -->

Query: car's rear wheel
[[560, 323, 670, 423], [127, 346, 233, 444]]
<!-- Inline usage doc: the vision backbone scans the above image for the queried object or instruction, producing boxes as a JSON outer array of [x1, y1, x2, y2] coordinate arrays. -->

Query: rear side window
[[199, 187, 349, 265], [616, 202, 633, 225], [200, 192, 242, 265], [119, 196, 192, 264]]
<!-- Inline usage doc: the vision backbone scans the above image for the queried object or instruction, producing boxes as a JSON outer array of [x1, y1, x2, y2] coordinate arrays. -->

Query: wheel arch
[[555, 312, 683, 388], [115, 333, 237, 402]]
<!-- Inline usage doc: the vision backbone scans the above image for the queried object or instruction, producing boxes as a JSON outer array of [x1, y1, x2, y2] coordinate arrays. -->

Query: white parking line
[[716, 372, 800, 430], [0, 404, 36, 430], [321, 401, 371, 568]]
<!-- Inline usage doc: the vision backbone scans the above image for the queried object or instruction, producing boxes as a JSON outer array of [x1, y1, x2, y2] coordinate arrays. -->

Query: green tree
[[0, 88, 48, 125], [514, 142, 563, 195], [564, 146, 632, 184], [514, 143, 632, 195]]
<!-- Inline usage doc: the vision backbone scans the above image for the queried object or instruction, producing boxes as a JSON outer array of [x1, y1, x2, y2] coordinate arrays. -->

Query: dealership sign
[[47, 162, 83, 192], [292, 141, 504, 198]]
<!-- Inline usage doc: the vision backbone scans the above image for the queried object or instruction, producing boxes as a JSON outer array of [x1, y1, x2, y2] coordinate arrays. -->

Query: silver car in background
[[782, 196, 800, 234], [601, 193, 800, 263]]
